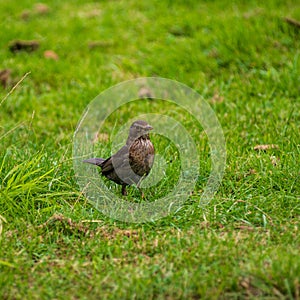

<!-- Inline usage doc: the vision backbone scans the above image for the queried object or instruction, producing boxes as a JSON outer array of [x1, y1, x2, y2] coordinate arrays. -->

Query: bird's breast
[[129, 138, 154, 176]]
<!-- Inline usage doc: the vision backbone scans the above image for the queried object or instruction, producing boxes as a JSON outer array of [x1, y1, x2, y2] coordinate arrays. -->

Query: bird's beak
[[146, 125, 153, 131]]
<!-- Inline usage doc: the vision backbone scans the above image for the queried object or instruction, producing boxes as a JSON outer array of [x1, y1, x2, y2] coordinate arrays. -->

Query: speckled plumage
[[84, 120, 155, 195]]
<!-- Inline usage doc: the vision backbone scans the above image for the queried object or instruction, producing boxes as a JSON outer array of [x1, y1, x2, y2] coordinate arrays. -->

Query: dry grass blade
[[254, 144, 279, 151], [0, 122, 25, 141], [0, 214, 7, 236], [0, 72, 31, 107]]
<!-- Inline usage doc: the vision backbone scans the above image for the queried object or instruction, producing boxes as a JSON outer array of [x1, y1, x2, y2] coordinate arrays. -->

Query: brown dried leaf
[[138, 87, 154, 99], [44, 50, 59, 60], [20, 9, 31, 20], [211, 93, 224, 104], [0, 69, 12, 88], [9, 40, 40, 53], [248, 169, 257, 175], [34, 3, 50, 15], [270, 155, 279, 166], [88, 41, 114, 49], [244, 169, 258, 178]]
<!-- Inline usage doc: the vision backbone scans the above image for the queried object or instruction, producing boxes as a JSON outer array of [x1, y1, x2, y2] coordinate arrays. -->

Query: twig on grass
[[284, 17, 300, 29]]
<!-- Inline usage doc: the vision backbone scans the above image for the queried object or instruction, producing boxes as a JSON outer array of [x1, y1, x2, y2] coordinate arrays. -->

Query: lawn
[[0, 0, 299, 299]]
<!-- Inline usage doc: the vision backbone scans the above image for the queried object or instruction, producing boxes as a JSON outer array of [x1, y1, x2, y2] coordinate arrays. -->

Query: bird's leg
[[139, 187, 145, 199], [136, 181, 145, 199], [121, 185, 127, 196]]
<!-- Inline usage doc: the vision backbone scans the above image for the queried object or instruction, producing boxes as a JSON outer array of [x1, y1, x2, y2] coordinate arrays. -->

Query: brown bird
[[84, 120, 155, 196]]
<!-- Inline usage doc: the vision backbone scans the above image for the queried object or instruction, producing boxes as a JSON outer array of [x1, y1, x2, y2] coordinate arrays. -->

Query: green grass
[[0, 0, 300, 299]]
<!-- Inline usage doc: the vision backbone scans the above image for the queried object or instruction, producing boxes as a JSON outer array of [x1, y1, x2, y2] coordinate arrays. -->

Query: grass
[[0, 0, 299, 298]]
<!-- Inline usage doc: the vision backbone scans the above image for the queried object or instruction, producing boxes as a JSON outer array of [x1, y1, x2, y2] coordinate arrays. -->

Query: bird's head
[[127, 120, 153, 142]]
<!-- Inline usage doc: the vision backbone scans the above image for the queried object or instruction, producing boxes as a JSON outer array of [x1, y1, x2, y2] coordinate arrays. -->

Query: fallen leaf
[[20, 9, 31, 20], [88, 41, 114, 49], [270, 155, 279, 166], [138, 87, 154, 99], [34, 3, 50, 15], [211, 92, 224, 103], [44, 50, 59, 60], [9, 40, 40, 53], [0, 69, 11, 88], [246, 169, 257, 176]]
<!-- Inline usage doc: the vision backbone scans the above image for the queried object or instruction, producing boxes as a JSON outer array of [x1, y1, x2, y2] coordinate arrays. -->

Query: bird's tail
[[83, 158, 105, 166]]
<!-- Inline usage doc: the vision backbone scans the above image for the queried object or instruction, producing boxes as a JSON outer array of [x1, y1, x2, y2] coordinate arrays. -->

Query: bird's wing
[[101, 146, 129, 174], [146, 153, 155, 168], [99, 157, 113, 174]]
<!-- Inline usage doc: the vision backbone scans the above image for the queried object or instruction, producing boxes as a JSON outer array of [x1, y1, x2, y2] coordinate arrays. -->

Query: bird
[[83, 120, 155, 196]]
